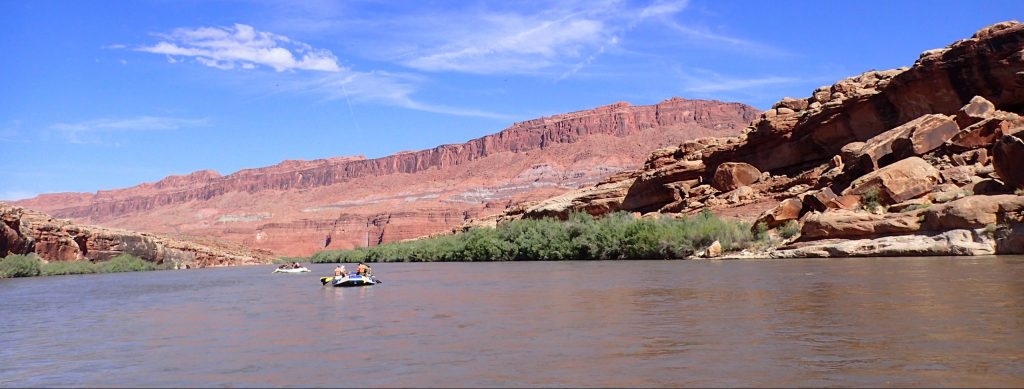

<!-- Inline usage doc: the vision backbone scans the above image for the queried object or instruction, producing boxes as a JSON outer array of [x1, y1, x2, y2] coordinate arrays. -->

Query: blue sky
[[1, 0, 1020, 200]]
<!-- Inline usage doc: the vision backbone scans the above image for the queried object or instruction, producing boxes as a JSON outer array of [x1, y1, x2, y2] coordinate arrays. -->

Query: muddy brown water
[[2, 257, 1023, 387]]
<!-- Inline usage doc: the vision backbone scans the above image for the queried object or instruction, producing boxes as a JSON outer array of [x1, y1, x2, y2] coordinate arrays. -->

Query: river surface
[[2, 257, 1024, 387]]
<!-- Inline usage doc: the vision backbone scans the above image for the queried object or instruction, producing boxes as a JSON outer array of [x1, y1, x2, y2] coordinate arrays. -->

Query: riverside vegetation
[[0, 253, 173, 278], [312, 211, 760, 263]]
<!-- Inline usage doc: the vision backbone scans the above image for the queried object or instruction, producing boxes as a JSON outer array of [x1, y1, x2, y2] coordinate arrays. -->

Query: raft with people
[[320, 262, 381, 287], [273, 262, 310, 273]]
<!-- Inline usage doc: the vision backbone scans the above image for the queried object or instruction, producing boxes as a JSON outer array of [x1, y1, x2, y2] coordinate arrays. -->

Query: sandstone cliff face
[[480, 21, 1024, 258], [15, 98, 758, 256], [1, 203, 274, 267]]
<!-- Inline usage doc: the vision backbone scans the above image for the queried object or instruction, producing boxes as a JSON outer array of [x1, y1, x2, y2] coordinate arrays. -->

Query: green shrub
[[779, 220, 801, 240], [96, 254, 161, 273], [0, 254, 42, 278], [40, 260, 97, 276], [861, 188, 882, 212], [752, 222, 769, 241], [310, 210, 756, 262]]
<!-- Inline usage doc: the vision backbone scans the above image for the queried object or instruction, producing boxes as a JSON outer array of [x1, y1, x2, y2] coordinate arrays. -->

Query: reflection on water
[[2, 257, 1023, 387]]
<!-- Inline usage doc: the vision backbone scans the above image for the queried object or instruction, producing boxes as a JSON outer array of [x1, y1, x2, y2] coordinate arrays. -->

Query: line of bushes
[[0, 253, 172, 278], [312, 210, 761, 263]]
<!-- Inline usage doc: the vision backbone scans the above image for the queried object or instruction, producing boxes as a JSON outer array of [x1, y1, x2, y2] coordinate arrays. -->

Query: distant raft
[[320, 274, 382, 287], [273, 267, 311, 273]]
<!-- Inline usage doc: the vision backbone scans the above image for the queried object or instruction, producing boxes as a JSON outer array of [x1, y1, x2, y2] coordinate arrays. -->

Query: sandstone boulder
[[954, 95, 996, 128], [948, 117, 1018, 151], [711, 162, 761, 192], [704, 240, 722, 258], [801, 187, 857, 212], [965, 178, 1012, 195], [773, 229, 995, 258], [755, 197, 803, 228], [993, 134, 1024, 189], [843, 157, 942, 204], [846, 114, 959, 173], [996, 224, 1024, 254], [622, 160, 706, 211], [798, 209, 922, 241], [922, 194, 1024, 231]]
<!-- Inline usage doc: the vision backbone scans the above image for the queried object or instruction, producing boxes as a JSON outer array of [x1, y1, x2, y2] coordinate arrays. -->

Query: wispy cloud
[[293, 71, 512, 119], [136, 24, 341, 72], [662, 20, 789, 57], [0, 120, 22, 142], [400, 1, 686, 75], [50, 116, 209, 144], [683, 75, 801, 93]]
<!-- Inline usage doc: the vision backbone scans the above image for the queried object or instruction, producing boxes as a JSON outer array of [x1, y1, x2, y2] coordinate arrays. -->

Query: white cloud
[[136, 23, 342, 72], [50, 116, 209, 144]]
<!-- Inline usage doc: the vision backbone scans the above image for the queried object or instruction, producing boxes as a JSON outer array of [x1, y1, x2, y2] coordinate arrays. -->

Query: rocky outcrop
[[15, 98, 757, 256], [0, 203, 274, 267], [773, 230, 996, 258], [477, 21, 1024, 260]]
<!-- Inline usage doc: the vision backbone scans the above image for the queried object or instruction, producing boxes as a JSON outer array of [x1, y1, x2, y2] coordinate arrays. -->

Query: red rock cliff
[[15, 98, 758, 255]]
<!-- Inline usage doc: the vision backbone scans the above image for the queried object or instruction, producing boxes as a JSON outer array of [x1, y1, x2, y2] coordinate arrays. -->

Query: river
[[2, 257, 1023, 387]]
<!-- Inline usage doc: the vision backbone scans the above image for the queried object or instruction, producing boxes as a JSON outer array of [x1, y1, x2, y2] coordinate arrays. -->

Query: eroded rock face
[[993, 134, 1024, 189], [0, 203, 273, 267], [842, 157, 941, 204]]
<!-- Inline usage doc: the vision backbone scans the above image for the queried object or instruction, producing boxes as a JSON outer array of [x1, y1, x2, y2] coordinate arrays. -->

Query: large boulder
[[622, 160, 706, 211], [845, 114, 959, 173], [954, 95, 996, 128], [948, 116, 1022, 151], [842, 157, 942, 204], [997, 224, 1024, 254], [993, 134, 1024, 189], [922, 194, 1024, 230], [711, 162, 761, 192], [798, 210, 922, 240], [755, 197, 803, 228]]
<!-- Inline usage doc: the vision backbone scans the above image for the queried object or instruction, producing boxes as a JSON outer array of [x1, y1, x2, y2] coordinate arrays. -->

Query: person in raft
[[335, 264, 348, 277], [356, 262, 371, 276]]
